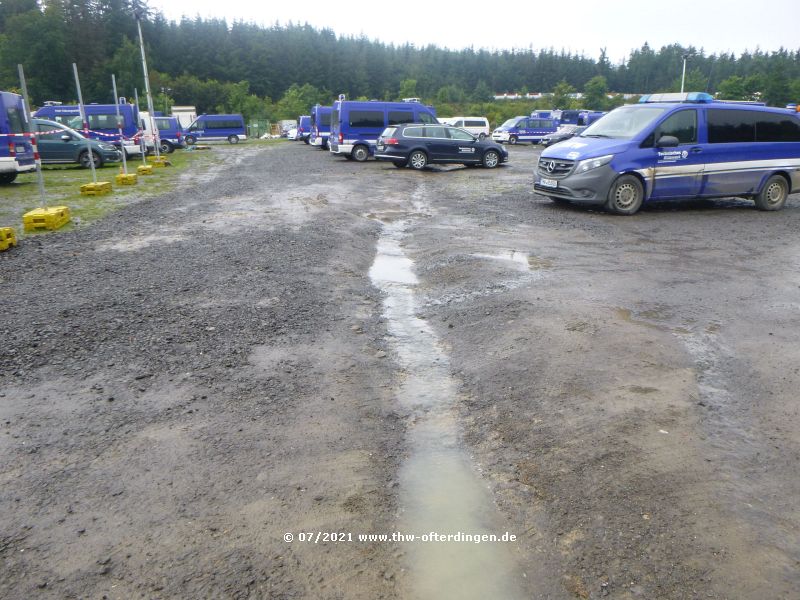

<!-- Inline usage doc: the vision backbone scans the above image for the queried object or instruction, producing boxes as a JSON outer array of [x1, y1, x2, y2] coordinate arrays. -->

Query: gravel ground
[[2, 142, 799, 599]]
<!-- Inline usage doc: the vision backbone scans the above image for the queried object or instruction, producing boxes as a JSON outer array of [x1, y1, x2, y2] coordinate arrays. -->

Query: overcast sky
[[146, 0, 798, 64]]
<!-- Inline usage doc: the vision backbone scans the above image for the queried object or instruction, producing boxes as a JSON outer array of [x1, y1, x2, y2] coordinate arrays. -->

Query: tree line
[[1, 0, 799, 124]]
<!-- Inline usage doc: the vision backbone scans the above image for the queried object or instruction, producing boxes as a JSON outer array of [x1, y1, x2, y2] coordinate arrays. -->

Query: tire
[[228, 135, 239, 144], [605, 174, 644, 215], [352, 144, 369, 162], [303, 138, 310, 145], [393, 161, 407, 168], [754, 174, 788, 211], [0, 172, 17, 184], [409, 150, 428, 170], [478, 133, 486, 141], [483, 150, 500, 168], [509, 136, 518, 145], [185, 135, 197, 145], [160, 141, 174, 154], [79, 150, 103, 169]]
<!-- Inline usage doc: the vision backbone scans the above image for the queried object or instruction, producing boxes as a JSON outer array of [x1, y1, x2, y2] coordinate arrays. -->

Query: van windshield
[[500, 119, 518, 128], [581, 105, 668, 139]]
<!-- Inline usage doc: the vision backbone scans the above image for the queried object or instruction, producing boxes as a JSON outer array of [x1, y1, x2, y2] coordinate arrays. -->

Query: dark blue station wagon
[[375, 123, 509, 169]]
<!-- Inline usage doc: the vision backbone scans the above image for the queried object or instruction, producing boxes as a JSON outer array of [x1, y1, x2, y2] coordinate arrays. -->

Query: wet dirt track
[[1, 142, 799, 599]]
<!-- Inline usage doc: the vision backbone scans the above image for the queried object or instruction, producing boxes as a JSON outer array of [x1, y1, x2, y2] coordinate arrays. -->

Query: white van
[[440, 116, 491, 140]]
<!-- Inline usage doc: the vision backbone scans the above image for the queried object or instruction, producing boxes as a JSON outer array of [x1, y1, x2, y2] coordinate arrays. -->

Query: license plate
[[376, 145, 384, 151], [15, 144, 27, 153], [540, 177, 558, 188]]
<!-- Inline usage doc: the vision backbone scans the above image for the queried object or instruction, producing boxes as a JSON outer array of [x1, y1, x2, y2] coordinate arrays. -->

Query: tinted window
[[155, 119, 172, 131], [206, 119, 242, 129], [349, 110, 384, 128], [36, 122, 65, 140], [425, 126, 447, 138], [418, 112, 437, 124], [388, 111, 414, 125], [88, 113, 120, 129], [655, 109, 697, 144], [320, 112, 331, 127], [403, 127, 424, 138], [708, 109, 756, 143], [464, 120, 485, 127], [756, 112, 800, 142], [6, 107, 27, 133], [449, 128, 474, 141]]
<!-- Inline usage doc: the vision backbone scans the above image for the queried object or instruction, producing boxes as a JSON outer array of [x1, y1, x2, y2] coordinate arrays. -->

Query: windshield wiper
[[583, 134, 614, 138]]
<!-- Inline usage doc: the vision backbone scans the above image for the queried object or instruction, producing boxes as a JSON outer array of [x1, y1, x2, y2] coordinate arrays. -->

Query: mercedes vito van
[[535, 93, 800, 215]]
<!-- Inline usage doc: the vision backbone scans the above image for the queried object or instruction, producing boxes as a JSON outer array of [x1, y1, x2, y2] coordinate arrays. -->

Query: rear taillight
[[8, 140, 15, 157], [177, 132, 182, 140], [384, 138, 399, 145], [338, 132, 343, 143]]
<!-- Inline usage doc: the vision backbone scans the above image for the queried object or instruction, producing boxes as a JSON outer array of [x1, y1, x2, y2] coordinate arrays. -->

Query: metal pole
[[18, 64, 47, 208], [135, 15, 160, 159], [134, 88, 146, 165], [72, 63, 97, 183], [112, 74, 128, 175]]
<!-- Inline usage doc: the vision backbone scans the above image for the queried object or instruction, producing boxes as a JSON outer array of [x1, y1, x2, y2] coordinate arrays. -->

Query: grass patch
[[0, 139, 284, 238]]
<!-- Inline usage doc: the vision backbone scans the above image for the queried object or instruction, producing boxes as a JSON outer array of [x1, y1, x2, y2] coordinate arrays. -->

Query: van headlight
[[575, 154, 613, 173]]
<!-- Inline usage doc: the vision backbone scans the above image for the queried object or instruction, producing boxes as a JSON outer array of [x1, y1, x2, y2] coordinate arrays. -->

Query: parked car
[[0, 90, 36, 183], [541, 125, 587, 147], [32, 118, 121, 168], [140, 113, 185, 153], [492, 115, 558, 145], [184, 114, 246, 144], [285, 128, 298, 140], [297, 115, 312, 143], [375, 123, 508, 169], [439, 117, 491, 140]]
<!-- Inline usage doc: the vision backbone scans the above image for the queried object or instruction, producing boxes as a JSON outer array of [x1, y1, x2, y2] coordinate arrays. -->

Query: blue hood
[[541, 137, 634, 161]]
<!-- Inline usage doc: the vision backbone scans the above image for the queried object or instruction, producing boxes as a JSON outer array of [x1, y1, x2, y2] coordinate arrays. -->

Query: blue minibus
[[534, 92, 800, 215], [184, 114, 246, 144], [491, 116, 558, 145], [310, 105, 332, 149], [297, 115, 312, 144], [329, 98, 438, 161], [0, 91, 36, 184], [33, 102, 142, 157]]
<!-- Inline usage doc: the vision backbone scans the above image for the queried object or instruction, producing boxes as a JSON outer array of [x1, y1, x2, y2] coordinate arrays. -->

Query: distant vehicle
[[297, 115, 312, 143], [535, 92, 800, 215], [329, 97, 438, 161], [439, 117, 491, 140], [492, 116, 558, 145], [0, 90, 36, 183], [31, 118, 121, 168], [286, 128, 298, 140], [375, 123, 508, 169], [310, 105, 332, 149], [140, 113, 184, 153], [184, 114, 246, 144], [33, 101, 143, 156], [541, 125, 587, 147]]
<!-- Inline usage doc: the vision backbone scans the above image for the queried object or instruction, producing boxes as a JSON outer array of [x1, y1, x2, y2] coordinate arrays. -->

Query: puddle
[[472, 251, 532, 271], [370, 218, 528, 599]]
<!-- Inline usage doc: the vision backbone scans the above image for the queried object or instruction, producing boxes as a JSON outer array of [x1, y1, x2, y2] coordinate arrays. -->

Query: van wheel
[[509, 136, 518, 145], [228, 135, 239, 144], [754, 174, 788, 211], [79, 150, 103, 169], [185, 135, 197, 145], [0, 172, 17, 184], [409, 150, 428, 170], [352, 145, 369, 162], [606, 174, 643, 215], [160, 141, 174, 154], [483, 150, 500, 168]]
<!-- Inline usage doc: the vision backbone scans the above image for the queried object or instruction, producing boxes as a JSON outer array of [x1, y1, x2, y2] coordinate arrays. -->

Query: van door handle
[[690, 147, 702, 153]]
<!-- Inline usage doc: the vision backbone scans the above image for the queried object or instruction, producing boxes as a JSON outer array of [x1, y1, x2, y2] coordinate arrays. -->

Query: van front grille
[[537, 158, 575, 178]]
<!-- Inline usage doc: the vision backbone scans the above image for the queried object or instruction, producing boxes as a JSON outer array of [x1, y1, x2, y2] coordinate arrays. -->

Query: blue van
[[491, 116, 558, 145], [297, 115, 312, 144], [310, 105, 332, 149], [152, 116, 184, 153], [534, 92, 800, 215], [184, 114, 246, 144], [329, 97, 438, 161], [0, 91, 36, 183], [33, 102, 142, 157]]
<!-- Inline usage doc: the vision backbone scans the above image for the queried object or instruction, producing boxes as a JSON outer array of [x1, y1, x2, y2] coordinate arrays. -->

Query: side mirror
[[61, 134, 72, 142], [656, 135, 680, 148]]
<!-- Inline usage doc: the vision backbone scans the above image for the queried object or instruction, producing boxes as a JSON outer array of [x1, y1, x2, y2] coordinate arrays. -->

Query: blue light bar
[[639, 92, 714, 104]]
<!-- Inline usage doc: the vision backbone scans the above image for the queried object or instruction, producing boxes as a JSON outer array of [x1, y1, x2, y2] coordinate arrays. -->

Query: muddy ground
[[1, 142, 799, 599]]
